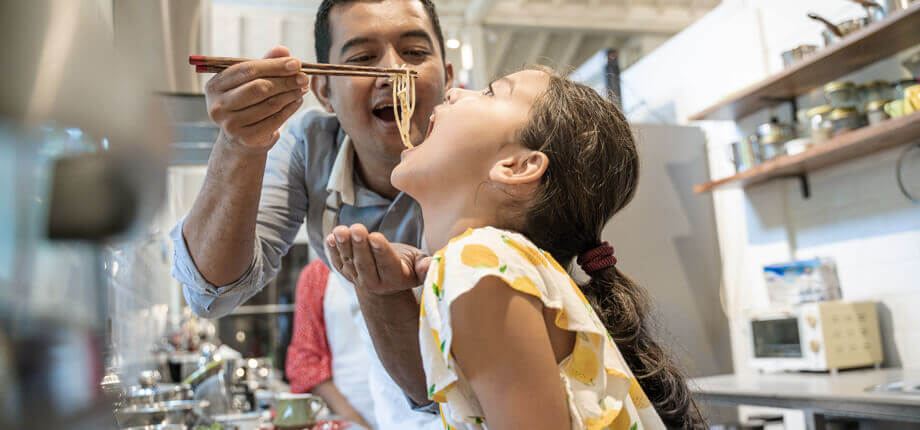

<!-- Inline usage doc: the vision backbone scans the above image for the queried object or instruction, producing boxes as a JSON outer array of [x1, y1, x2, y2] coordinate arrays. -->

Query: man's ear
[[443, 61, 455, 91], [488, 150, 548, 186], [310, 75, 335, 113]]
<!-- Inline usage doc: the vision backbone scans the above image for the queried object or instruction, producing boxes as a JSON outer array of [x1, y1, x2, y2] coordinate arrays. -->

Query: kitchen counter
[[691, 368, 920, 430]]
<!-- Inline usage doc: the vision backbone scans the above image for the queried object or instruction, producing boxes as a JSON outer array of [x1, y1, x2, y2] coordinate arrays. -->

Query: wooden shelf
[[688, 2, 920, 121], [694, 111, 920, 194]]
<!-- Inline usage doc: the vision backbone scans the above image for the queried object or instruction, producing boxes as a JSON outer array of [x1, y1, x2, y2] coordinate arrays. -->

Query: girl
[[390, 68, 705, 430]]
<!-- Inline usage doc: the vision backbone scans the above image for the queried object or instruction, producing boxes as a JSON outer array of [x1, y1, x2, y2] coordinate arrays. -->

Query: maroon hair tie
[[577, 241, 617, 273]]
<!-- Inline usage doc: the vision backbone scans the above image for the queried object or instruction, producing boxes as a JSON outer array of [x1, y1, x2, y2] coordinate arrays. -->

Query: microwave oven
[[747, 301, 882, 373]]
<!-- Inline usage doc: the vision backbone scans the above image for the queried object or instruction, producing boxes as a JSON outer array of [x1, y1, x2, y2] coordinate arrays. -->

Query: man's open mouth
[[372, 103, 400, 123]]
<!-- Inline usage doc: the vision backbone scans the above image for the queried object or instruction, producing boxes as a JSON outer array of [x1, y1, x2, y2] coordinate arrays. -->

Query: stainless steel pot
[[850, 0, 887, 22], [122, 371, 194, 407], [114, 399, 208, 428], [781, 45, 819, 68], [808, 13, 870, 46]]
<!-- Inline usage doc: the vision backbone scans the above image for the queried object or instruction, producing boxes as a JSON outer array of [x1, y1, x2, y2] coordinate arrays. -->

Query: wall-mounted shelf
[[687, 2, 920, 121], [694, 111, 920, 194]]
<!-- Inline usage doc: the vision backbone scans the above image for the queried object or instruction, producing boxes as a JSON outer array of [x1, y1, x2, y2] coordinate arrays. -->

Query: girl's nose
[[445, 88, 475, 104]]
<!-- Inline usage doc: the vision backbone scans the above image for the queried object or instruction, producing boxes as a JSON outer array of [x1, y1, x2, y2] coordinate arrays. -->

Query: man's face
[[315, 0, 453, 166]]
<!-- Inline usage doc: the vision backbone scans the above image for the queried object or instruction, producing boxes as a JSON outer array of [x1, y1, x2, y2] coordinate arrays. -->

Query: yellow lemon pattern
[[543, 250, 569, 274], [510, 276, 541, 298], [502, 235, 547, 266], [629, 378, 652, 410], [419, 227, 665, 430], [565, 343, 600, 385], [460, 244, 499, 268]]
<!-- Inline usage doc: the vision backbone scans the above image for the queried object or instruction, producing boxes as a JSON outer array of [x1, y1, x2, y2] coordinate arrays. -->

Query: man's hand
[[324, 224, 431, 294], [204, 45, 309, 155]]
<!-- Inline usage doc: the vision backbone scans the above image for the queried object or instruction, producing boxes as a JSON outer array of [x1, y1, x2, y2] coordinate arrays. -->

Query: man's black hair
[[314, 0, 446, 64]]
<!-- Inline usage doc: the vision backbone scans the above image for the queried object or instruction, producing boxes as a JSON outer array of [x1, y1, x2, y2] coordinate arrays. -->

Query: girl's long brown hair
[[516, 70, 706, 429]]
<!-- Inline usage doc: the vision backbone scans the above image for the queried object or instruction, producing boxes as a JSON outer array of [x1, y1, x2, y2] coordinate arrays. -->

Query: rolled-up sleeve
[[170, 112, 311, 318]]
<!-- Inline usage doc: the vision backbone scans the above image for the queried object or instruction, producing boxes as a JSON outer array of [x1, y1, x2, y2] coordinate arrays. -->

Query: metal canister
[[829, 107, 866, 135], [860, 81, 892, 105], [824, 81, 858, 108], [807, 105, 834, 143]]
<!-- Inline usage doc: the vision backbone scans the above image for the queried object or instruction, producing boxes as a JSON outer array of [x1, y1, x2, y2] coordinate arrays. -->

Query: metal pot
[[122, 370, 194, 407], [850, 0, 887, 22], [114, 399, 208, 428], [824, 81, 859, 108], [808, 13, 870, 46], [829, 107, 867, 134], [781, 45, 819, 68]]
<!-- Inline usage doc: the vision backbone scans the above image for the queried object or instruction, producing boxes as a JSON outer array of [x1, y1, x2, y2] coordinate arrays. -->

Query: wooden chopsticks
[[189, 55, 418, 78]]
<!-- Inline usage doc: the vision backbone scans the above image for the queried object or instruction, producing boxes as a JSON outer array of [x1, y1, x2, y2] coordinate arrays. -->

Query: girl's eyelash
[[484, 83, 495, 96]]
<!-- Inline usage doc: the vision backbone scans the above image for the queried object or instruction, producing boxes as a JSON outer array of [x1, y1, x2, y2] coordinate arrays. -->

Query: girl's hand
[[324, 224, 431, 294]]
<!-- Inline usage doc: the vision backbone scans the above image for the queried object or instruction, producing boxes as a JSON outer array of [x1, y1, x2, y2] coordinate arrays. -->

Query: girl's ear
[[488, 150, 548, 186], [310, 76, 335, 113]]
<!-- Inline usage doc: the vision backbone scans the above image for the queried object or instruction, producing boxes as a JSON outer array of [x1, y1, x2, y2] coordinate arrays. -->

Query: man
[[170, 0, 452, 427]]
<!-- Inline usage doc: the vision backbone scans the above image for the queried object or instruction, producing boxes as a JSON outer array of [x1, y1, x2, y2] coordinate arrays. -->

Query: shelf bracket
[[780, 174, 810, 199], [761, 96, 798, 122]]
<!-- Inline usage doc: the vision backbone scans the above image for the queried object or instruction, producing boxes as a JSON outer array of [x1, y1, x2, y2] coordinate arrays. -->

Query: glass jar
[[894, 78, 920, 99], [859, 80, 892, 105], [866, 100, 890, 125], [806, 105, 834, 143], [829, 107, 866, 135], [824, 81, 858, 108]]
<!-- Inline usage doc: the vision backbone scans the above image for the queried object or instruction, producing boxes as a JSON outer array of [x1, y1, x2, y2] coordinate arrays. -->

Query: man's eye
[[347, 55, 373, 63], [405, 49, 429, 57]]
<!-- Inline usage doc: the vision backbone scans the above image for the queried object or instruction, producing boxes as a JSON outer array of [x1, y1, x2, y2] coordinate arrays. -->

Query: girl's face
[[391, 70, 550, 206]]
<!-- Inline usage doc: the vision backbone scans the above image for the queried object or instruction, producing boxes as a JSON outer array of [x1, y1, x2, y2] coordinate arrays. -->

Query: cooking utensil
[[850, 0, 887, 22], [189, 55, 419, 79], [808, 13, 870, 46], [114, 399, 209, 428], [781, 45, 819, 68], [122, 371, 194, 407], [824, 81, 859, 108]]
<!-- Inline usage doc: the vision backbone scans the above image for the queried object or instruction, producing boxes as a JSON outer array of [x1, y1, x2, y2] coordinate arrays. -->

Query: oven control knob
[[810, 340, 821, 353], [806, 315, 817, 328]]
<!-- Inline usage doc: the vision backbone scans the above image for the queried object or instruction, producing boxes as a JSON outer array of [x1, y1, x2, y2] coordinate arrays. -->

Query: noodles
[[392, 66, 416, 149]]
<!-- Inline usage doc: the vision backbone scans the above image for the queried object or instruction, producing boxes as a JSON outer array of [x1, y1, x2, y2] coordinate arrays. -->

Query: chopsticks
[[189, 55, 419, 79]]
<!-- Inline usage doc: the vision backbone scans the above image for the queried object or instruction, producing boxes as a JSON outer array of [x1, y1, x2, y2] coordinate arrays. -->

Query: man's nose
[[374, 48, 403, 89]]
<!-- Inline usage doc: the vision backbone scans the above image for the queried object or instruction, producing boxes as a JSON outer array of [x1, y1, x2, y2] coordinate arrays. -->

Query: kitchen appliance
[[747, 301, 883, 373]]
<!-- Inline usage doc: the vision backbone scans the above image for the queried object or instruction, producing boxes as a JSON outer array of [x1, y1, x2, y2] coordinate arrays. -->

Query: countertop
[[690, 368, 920, 427], [691, 368, 920, 406]]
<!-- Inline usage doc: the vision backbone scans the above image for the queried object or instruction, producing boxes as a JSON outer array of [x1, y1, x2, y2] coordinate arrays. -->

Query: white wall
[[623, 0, 920, 427]]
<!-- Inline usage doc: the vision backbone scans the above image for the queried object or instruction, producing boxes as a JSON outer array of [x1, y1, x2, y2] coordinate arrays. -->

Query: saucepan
[[807, 13, 870, 46]]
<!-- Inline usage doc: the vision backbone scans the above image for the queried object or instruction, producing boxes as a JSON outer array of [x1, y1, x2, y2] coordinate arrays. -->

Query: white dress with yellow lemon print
[[419, 227, 666, 430]]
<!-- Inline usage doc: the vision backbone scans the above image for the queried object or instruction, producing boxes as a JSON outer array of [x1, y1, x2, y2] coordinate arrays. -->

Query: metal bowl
[[114, 399, 208, 428]]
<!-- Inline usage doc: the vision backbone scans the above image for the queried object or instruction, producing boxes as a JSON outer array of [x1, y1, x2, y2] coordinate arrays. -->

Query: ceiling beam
[[483, 3, 701, 35], [556, 32, 584, 73]]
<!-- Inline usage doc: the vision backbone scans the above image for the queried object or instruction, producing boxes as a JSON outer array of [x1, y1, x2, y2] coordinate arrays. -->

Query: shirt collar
[[326, 133, 392, 208]]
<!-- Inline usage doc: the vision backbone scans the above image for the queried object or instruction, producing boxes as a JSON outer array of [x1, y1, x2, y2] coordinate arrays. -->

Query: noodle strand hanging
[[392, 66, 416, 149]]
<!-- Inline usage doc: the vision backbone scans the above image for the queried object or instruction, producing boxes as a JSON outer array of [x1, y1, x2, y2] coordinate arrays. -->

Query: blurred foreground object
[[0, 0, 169, 428]]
